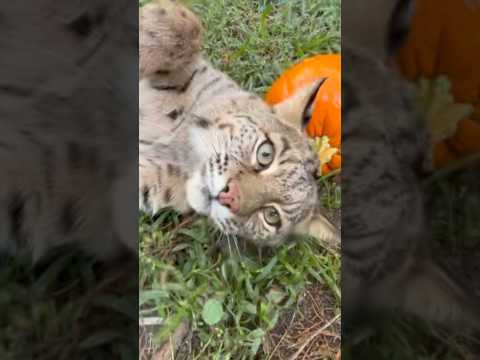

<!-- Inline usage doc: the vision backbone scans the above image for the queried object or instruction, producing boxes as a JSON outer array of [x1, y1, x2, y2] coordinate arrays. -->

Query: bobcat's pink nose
[[218, 179, 241, 213]]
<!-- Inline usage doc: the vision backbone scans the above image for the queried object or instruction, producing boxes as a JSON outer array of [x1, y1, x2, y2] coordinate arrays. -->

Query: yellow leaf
[[311, 136, 338, 176], [414, 76, 474, 143]]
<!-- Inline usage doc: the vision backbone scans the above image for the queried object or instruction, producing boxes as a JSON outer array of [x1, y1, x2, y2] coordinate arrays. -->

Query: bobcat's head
[[186, 81, 339, 246]]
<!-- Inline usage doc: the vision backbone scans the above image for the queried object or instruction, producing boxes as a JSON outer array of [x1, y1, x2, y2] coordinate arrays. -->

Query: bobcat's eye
[[256, 141, 275, 168], [263, 206, 281, 227]]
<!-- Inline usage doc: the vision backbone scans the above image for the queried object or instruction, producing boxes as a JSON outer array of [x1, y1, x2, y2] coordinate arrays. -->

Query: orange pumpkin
[[265, 54, 341, 174], [396, 0, 480, 168]]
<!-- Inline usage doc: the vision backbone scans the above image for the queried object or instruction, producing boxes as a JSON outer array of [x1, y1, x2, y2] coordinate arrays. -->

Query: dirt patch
[[140, 281, 341, 360], [261, 195, 342, 360], [262, 282, 341, 360]]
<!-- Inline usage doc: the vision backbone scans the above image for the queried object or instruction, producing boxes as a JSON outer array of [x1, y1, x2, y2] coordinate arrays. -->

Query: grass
[[139, 0, 341, 358], [140, 207, 340, 358], [139, 182, 341, 359], [343, 315, 478, 360], [0, 247, 138, 359], [188, 0, 340, 94]]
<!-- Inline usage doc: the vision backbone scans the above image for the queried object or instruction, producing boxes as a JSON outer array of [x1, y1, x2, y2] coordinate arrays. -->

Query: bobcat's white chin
[[186, 170, 210, 214], [210, 201, 232, 223], [185, 168, 231, 220]]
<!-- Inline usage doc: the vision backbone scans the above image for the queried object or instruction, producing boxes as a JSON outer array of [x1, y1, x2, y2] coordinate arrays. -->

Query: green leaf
[[78, 331, 121, 349], [93, 296, 137, 320], [202, 299, 224, 325], [255, 256, 278, 282], [239, 300, 257, 315], [248, 328, 265, 354], [139, 289, 168, 307], [265, 287, 285, 304]]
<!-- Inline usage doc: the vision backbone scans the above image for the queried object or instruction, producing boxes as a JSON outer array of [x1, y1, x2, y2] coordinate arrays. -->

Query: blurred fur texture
[[342, 0, 480, 334], [0, 0, 138, 261]]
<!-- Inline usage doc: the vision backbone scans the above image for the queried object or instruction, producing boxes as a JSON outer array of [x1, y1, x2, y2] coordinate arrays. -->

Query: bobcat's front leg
[[139, 160, 191, 215]]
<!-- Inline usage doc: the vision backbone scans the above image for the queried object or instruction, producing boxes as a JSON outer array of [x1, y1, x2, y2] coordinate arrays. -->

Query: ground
[[0, 247, 138, 359], [139, 0, 341, 359], [263, 280, 340, 359]]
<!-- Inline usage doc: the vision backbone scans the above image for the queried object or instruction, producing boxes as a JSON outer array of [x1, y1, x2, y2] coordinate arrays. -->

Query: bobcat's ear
[[386, 0, 416, 57], [307, 211, 340, 247], [273, 78, 325, 131], [295, 209, 340, 247]]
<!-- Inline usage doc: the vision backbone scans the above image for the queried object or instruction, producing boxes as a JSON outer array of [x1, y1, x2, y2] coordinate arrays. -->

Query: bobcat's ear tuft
[[387, 0, 416, 57], [273, 79, 325, 131]]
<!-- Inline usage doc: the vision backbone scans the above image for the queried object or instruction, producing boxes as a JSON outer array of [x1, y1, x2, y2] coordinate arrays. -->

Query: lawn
[[0, 244, 138, 359], [139, 0, 341, 359], [342, 167, 480, 359]]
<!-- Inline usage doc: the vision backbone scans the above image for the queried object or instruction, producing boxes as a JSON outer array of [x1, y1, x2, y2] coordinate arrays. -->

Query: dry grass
[[263, 282, 340, 360]]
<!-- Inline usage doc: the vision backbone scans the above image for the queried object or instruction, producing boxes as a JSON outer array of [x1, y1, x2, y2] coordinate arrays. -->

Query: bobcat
[[342, 0, 480, 335], [0, 0, 138, 261], [139, 0, 339, 246]]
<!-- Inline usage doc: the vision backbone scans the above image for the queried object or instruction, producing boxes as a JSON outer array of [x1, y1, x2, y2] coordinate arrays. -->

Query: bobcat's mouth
[[185, 168, 231, 221]]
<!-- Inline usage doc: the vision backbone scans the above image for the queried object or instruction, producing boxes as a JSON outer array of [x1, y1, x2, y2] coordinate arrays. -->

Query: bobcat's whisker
[[231, 233, 240, 257], [226, 233, 233, 257]]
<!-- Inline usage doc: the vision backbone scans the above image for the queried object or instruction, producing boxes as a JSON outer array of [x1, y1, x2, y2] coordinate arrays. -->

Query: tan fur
[[342, 0, 480, 333], [139, 1, 337, 246], [0, 0, 138, 261], [139, 0, 202, 78]]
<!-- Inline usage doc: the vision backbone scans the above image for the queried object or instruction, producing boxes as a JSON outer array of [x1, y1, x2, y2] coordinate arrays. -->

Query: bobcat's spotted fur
[[0, 0, 138, 261], [139, 0, 339, 246]]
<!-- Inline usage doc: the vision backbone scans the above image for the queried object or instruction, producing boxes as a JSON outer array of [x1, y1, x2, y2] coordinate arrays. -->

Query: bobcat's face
[[186, 109, 319, 246]]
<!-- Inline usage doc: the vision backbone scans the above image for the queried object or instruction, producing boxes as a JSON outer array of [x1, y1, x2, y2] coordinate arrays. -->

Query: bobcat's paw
[[140, 0, 202, 77]]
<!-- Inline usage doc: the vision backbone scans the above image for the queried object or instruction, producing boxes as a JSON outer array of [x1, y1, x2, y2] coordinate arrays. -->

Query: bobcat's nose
[[218, 179, 241, 213]]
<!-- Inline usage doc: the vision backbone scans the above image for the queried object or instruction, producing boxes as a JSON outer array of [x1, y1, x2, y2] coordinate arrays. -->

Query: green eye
[[263, 206, 281, 227], [256, 141, 275, 167]]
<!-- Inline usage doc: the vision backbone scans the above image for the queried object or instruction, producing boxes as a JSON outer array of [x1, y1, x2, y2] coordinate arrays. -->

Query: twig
[[153, 320, 190, 360], [319, 169, 341, 181], [305, 289, 323, 320], [266, 329, 291, 360], [266, 311, 298, 360], [140, 317, 164, 326], [287, 314, 340, 360]]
